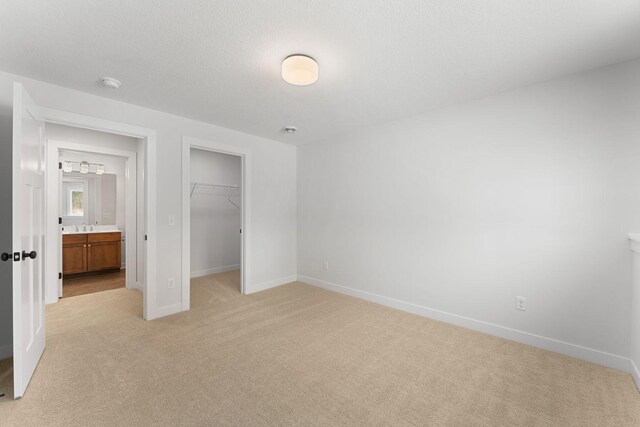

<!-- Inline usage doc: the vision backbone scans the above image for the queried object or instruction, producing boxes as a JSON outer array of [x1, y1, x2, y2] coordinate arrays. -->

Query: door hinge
[[144, 235, 147, 241], [58, 162, 62, 170], [59, 272, 62, 280], [59, 217, 62, 225], [240, 229, 242, 234]]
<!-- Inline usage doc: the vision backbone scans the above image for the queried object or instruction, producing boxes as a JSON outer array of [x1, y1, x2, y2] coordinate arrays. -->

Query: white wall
[[190, 149, 241, 276], [0, 70, 297, 351], [298, 60, 640, 369]]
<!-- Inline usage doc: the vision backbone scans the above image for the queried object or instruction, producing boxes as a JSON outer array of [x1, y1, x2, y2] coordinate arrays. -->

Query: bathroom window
[[68, 189, 84, 216]]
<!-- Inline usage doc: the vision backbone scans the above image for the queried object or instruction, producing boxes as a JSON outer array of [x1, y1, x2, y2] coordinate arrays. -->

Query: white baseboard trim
[[146, 302, 182, 321], [191, 264, 240, 278], [631, 359, 640, 392], [135, 281, 144, 292], [0, 343, 12, 360], [247, 275, 297, 294], [298, 275, 631, 372]]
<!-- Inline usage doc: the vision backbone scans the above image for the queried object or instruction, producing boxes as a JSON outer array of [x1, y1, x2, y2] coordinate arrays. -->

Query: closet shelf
[[190, 182, 241, 209]]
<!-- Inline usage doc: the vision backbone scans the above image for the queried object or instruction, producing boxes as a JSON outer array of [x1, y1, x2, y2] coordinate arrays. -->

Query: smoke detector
[[100, 77, 121, 89], [283, 126, 297, 134]]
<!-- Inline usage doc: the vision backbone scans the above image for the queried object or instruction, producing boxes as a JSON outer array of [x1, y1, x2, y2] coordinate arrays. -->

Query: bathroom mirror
[[62, 172, 117, 226]]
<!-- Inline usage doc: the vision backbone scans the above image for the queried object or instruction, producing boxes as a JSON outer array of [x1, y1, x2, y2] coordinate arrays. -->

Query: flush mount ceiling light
[[281, 54, 318, 86], [100, 76, 121, 89]]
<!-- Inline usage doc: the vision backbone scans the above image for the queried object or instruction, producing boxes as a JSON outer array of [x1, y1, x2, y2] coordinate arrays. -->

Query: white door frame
[[181, 136, 251, 310], [46, 140, 138, 301], [39, 106, 159, 320]]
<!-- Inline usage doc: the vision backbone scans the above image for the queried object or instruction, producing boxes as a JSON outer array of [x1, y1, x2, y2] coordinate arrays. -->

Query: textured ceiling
[[1, 0, 639, 145]]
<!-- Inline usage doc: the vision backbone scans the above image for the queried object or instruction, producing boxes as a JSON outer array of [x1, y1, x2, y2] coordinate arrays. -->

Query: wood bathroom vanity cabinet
[[62, 231, 121, 276]]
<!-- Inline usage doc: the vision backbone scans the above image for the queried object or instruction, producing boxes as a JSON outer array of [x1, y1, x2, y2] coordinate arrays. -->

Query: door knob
[[21, 250, 37, 260]]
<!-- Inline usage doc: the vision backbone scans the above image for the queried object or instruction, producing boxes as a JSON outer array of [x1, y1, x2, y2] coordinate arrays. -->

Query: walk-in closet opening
[[189, 147, 243, 305]]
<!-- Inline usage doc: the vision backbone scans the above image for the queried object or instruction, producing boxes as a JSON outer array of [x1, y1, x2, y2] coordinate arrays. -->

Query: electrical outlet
[[516, 296, 527, 311], [168, 277, 175, 289], [168, 215, 176, 226], [323, 260, 329, 271]]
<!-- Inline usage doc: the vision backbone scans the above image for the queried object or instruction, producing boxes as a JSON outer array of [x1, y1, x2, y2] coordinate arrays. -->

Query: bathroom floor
[[63, 269, 126, 298]]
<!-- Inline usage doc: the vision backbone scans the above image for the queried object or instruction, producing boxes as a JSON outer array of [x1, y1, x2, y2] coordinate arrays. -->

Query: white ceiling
[[1, 1, 639, 145]]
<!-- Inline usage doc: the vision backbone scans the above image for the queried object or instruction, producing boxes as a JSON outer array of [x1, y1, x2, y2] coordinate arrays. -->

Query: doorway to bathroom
[[59, 149, 127, 297], [46, 124, 143, 301]]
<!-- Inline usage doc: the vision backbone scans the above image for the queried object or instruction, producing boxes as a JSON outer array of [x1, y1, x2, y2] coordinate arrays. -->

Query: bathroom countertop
[[62, 229, 122, 235]]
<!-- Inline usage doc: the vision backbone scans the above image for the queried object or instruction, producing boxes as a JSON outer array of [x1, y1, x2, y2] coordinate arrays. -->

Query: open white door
[[12, 82, 46, 399]]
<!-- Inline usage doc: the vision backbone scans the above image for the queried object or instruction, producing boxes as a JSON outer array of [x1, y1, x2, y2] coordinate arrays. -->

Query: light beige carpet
[[0, 270, 639, 426]]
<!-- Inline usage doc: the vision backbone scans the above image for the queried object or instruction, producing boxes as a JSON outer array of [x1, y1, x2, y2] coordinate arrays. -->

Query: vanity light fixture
[[63, 161, 106, 174], [282, 54, 318, 86]]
